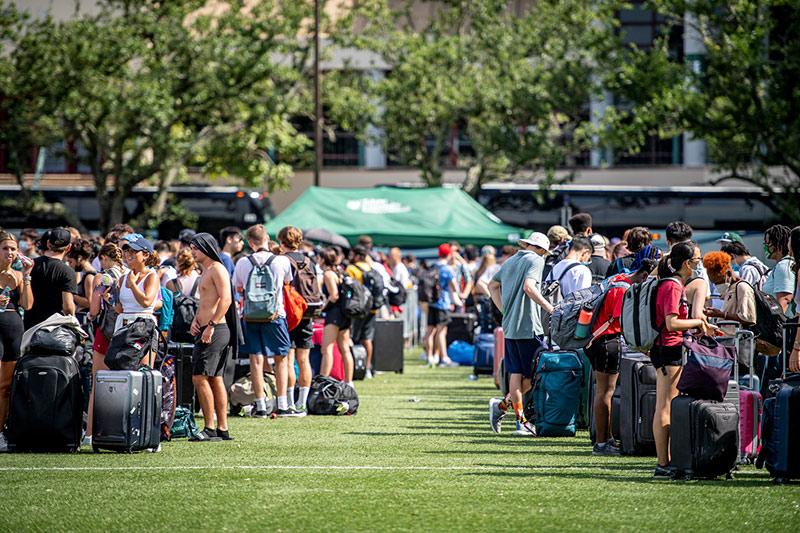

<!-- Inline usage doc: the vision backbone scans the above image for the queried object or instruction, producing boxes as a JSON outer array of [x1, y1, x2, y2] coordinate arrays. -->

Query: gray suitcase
[[92, 369, 162, 453], [619, 352, 657, 455]]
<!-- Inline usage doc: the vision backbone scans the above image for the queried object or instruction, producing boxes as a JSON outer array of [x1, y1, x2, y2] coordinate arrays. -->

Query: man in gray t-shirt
[[487, 232, 553, 436]]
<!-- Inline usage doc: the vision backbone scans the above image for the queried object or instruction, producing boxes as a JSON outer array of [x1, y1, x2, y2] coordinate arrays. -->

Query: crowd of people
[[482, 214, 800, 478]]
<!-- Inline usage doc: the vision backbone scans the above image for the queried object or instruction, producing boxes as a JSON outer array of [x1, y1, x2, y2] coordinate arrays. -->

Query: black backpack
[[171, 278, 200, 343], [742, 280, 786, 353], [357, 266, 385, 309], [387, 278, 407, 306], [417, 267, 441, 303], [541, 242, 570, 283], [307, 375, 359, 415], [340, 277, 372, 318], [105, 318, 158, 371]]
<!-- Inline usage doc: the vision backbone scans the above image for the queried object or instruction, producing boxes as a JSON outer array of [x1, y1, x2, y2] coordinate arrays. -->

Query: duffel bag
[[105, 318, 157, 371]]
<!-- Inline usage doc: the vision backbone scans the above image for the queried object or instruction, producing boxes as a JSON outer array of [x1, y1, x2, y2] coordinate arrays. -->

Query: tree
[[618, 0, 800, 224], [355, 0, 631, 192]]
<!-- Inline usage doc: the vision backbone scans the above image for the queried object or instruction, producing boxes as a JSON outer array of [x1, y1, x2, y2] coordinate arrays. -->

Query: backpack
[[158, 286, 175, 332], [620, 277, 681, 353], [171, 278, 200, 343], [104, 317, 158, 371], [742, 280, 786, 356], [417, 267, 440, 303], [229, 372, 278, 413], [243, 254, 279, 322], [541, 242, 570, 282], [283, 283, 307, 331], [357, 265, 385, 309], [170, 406, 199, 439], [340, 276, 372, 318], [549, 278, 631, 351], [288, 253, 324, 318], [387, 278, 407, 306], [540, 262, 581, 331], [307, 375, 359, 415]]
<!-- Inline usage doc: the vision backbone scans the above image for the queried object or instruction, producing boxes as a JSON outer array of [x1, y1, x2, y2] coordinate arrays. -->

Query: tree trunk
[[150, 165, 179, 222], [108, 189, 128, 228]]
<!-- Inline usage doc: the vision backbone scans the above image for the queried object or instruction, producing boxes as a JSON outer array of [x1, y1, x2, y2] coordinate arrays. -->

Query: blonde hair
[[176, 248, 196, 276]]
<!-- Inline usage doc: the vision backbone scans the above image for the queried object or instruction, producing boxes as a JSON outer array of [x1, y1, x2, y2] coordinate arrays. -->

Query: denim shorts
[[241, 317, 291, 357]]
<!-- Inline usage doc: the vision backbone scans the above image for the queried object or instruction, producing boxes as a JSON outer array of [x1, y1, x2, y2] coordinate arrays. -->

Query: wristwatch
[[207, 321, 216, 328]]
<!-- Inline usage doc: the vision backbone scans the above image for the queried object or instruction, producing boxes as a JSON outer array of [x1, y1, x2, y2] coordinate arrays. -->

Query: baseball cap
[[179, 228, 197, 244], [590, 234, 606, 255], [518, 231, 550, 251], [717, 231, 744, 244], [480, 245, 496, 257], [122, 233, 154, 253], [47, 227, 72, 248], [438, 243, 452, 258], [547, 225, 571, 245]]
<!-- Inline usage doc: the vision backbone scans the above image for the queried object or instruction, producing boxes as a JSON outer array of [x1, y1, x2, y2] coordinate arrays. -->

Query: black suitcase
[[6, 354, 83, 452], [670, 395, 739, 480], [352, 344, 367, 380], [619, 352, 657, 455], [92, 369, 162, 453], [445, 312, 477, 346], [170, 342, 195, 408], [373, 318, 404, 373]]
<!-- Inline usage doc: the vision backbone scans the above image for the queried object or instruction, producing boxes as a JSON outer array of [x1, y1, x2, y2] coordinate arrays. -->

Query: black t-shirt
[[24, 256, 78, 329], [589, 255, 611, 282]]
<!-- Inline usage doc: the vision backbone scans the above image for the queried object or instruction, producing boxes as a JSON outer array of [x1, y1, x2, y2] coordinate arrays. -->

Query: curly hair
[[702, 251, 731, 280], [765, 225, 791, 257], [66, 239, 94, 262], [176, 248, 196, 276], [626, 227, 652, 254], [277, 226, 304, 251], [98, 243, 122, 266]]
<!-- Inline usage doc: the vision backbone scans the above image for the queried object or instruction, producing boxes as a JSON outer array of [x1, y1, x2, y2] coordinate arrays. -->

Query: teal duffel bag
[[527, 350, 583, 437]]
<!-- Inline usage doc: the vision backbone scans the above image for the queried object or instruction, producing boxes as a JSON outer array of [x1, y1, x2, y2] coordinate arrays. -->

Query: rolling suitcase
[[92, 368, 162, 453], [445, 312, 477, 346], [169, 341, 195, 409], [730, 330, 762, 463], [670, 395, 739, 480], [492, 327, 505, 389], [373, 318, 404, 373], [473, 333, 494, 375], [756, 323, 800, 483], [310, 320, 344, 381], [6, 353, 83, 453], [619, 352, 657, 455], [525, 350, 583, 437], [352, 344, 367, 380]]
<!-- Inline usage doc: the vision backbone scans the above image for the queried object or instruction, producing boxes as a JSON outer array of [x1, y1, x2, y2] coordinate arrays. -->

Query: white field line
[[0, 464, 640, 473]]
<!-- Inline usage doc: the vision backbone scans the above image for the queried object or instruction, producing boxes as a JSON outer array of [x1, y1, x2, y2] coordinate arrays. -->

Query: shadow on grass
[[462, 468, 777, 486]]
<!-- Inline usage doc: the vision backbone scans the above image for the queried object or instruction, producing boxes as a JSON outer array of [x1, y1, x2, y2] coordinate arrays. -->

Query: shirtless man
[[189, 233, 234, 442]]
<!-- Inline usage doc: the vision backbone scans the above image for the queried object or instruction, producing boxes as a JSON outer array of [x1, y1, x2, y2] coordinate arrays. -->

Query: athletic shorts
[[585, 334, 622, 374], [242, 317, 291, 358], [649, 344, 684, 370], [351, 313, 376, 343], [0, 311, 23, 363], [504, 336, 545, 379], [427, 307, 451, 327], [92, 327, 110, 355], [192, 324, 230, 377], [290, 318, 314, 350], [324, 304, 351, 331]]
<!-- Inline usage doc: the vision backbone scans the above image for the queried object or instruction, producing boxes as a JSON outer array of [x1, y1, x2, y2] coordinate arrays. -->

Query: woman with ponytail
[[651, 240, 718, 478]]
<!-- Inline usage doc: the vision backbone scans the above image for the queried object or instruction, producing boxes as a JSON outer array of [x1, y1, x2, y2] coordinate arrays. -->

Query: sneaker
[[251, 409, 269, 419], [291, 406, 308, 418], [189, 428, 222, 442], [592, 439, 621, 456], [513, 420, 537, 436], [276, 408, 302, 418], [81, 435, 92, 447], [653, 465, 673, 480], [489, 398, 506, 433], [365, 369, 373, 379], [438, 359, 459, 368], [0, 432, 8, 452]]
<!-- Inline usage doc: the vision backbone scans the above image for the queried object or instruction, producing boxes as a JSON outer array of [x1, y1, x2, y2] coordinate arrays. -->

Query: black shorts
[[351, 313, 376, 343], [324, 303, 351, 330], [290, 318, 313, 350], [649, 344, 684, 370], [585, 334, 622, 374], [0, 311, 23, 363], [427, 307, 451, 327], [192, 324, 230, 377]]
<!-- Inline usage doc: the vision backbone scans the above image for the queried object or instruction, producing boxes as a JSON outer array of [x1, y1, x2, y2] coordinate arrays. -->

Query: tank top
[[118, 271, 156, 314]]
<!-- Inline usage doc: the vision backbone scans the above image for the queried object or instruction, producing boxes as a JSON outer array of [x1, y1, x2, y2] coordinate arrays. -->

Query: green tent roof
[[266, 186, 523, 247]]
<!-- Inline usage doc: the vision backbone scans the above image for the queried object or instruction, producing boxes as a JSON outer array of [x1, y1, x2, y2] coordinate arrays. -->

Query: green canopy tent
[[266, 186, 524, 247]]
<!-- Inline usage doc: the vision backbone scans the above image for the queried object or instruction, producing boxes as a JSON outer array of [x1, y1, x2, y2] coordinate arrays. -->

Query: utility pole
[[313, 0, 323, 187]]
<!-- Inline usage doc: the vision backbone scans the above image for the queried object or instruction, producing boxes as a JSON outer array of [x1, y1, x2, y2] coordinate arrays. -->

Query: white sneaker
[[512, 420, 537, 437], [81, 435, 92, 447], [365, 369, 373, 379], [0, 432, 8, 452]]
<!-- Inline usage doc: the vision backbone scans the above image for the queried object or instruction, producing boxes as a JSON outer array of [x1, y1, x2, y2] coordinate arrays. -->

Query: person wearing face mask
[[702, 252, 756, 327], [545, 236, 593, 299]]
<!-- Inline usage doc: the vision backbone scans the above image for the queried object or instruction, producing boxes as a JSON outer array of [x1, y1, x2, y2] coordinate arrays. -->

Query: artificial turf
[[0, 351, 799, 532]]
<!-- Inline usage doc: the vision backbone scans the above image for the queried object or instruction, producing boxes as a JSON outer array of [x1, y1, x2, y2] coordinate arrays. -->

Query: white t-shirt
[[159, 265, 178, 287], [478, 264, 501, 286], [548, 259, 592, 298], [233, 251, 293, 318], [390, 262, 412, 288]]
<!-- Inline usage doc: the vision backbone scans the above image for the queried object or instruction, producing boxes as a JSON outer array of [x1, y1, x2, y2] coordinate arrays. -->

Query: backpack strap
[[190, 276, 200, 298]]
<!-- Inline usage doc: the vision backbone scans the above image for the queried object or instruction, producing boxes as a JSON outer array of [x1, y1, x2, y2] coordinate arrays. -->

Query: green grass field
[[1, 351, 799, 532]]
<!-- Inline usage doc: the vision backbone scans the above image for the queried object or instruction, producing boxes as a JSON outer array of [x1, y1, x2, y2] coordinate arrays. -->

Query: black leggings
[[0, 310, 23, 363]]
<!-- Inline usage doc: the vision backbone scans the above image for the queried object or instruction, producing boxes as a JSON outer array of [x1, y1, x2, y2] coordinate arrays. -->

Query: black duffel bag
[[307, 375, 359, 415], [28, 326, 81, 357], [105, 318, 157, 370]]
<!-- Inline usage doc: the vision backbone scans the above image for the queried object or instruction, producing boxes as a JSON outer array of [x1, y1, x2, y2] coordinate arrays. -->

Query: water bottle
[[574, 303, 594, 340], [0, 286, 10, 313]]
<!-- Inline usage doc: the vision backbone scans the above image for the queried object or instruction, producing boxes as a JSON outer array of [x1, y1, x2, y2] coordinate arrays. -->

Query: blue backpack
[[243, 255, 279, 322], [526, 351, 583, 437], [158, 287, 174, 332]]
